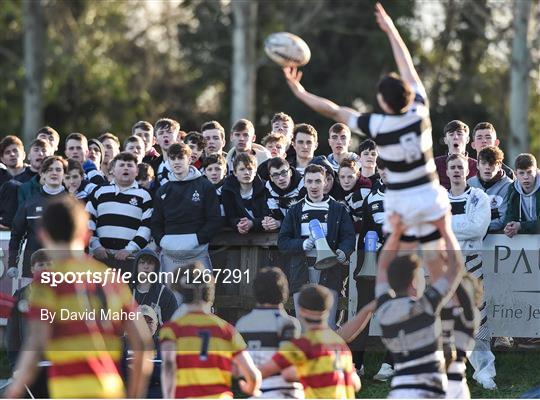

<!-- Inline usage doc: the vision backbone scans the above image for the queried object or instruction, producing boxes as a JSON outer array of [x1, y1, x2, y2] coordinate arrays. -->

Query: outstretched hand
[[283, 67, 305, 95], [388, 212, 406, 236], [374, 2, 395, 34]]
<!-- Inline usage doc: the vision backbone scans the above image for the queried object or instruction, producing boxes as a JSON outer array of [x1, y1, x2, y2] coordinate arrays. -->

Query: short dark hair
[[41, 195, 88, 243], [304, 164, 325, 176], [377, 73, 414, 114], [293, 123, 318, 141], [253, 267, 289, 305], [202, 154, 226, 169], [261, 133, 287, 147], [388, 254, 420, 293], [231, 119, 254, 135], [66, 159, 84, 176], [30, 249, 51, 266], [472, 122, 495, 138], [446, 153, 469, 165], [329, 123, 350, 135], [155, 118, 180, 133], [201, 120, 225, 139], [271, 112, 293, 126], [29, 138, 50, 151], [298, 284, 332, 312], [36, 126, 60, 142], [136, 163, 155, 181], [65, 132, 88, 146], [478, 146, 504, 165], [98, 132, 120, 146], [515, 153, 537, 170], [267, 157, 289, 172], [167, 142, 191, 160], [233, 152, 257, 171], [112, 151, 138, 164], [185, 131, 206, 151], [358, 139, 377, 153], [0, 135, 24, 156], [131, 120, 154, 134], [443, 120, 469, 136], [123, 135, 144, 151], [339, 158, 359, 172], [41, 155, 67, 174]]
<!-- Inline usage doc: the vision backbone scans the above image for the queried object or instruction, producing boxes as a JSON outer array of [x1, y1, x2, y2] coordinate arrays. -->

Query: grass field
[[359, 350, 540, 398]]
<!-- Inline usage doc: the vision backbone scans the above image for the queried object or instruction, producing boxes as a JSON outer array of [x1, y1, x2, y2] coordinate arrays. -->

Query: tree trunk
[[508, 0, 532, 162], [231, 0, 258, 125], [22, 0, 45, 148]]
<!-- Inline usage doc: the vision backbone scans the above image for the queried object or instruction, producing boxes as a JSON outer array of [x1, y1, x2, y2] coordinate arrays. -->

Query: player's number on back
[[198, 330, 211, 361], [399, 132, 422, 164]]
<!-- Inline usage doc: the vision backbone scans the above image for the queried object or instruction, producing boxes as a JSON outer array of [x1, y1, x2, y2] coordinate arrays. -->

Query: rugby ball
[[264, 32, 311, 67]]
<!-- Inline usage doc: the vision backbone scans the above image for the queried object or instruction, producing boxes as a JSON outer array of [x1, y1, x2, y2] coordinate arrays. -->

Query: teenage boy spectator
[[201, 120, 227, 156], [236, 267, 304, 399], [203, 153, 227, 217], [261, 284, 361, 399], [130, 249, 178, 326], [435, 120, 478, 189], [358, 139, 379, 183], [98, 132, 121, 175], [225, 118, 270, 174], [185, 131, 205, 170], [87, 152, 153, 270], [136, 162, 155, 192], [327, 123, 360, 172], [271, 112, 295, 143], [468, 146, 513, 232], [6, 196, 153, 399], [132, 120, 160, 163], [262, 132, 288, 159], [471, 122, 514, 179], [123, 135, 145, 164], [36, 126, 60, 153], [160, 263, 261, 398], [0, 136, 28, 185], [65, 133, 106, 185], [1, 139, 53, 228], [291, 123, 318, 175], [150, 118, 181, 186], [336, 159, 371, 228], [504, 153, 540, 236], [375, 214, 464, 398], [6, 249, 51, 398], [151, 143, 221, 271], [309, 155, 337, 197], [446, 153, 495, 390], [64, 159, 97, 202], [88, 138, 105, 172], [8, 156, 67, 278], [265, 157, 304, 221], [222, 153, 277, 233], [278, 164, 355, 329]]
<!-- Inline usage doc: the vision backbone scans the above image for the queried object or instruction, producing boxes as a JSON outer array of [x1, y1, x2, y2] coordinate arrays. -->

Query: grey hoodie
[[168, 165, 202, 182], [514, 173, 540, 222]]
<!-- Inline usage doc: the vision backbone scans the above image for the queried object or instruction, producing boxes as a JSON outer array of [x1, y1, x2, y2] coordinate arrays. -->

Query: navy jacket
[[277, 196, 355, 293]]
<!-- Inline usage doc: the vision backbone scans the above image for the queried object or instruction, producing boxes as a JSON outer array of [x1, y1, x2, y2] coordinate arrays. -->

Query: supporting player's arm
[[375, 2, 422, 89], [161, 341, 177, 399], [4, 320, 51, 399], [124, 317, 154, 398], [337, 300, 376, 343], [233, 351, 262, 396], [376, 213, 406, 286], [283, 67, 360, 125]]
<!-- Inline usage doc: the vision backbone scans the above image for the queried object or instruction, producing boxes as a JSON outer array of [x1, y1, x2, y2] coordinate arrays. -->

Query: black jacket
[[221, 174, 271, 231], [0, 179, 22, 228], [277, 197, 356, 293], [151, 167, 222, 245], [8, 188, 67, 277]]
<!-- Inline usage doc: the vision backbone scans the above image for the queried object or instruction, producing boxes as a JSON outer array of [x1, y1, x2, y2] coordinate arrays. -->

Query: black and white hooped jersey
[[156, 160, 171, 186], [376, 278, 451, 397], [265, 179, 304, 221], [236, 307, 303, 394], [301, 197, 330, 257], [448, 186, 472, 216], [349, 86, 436, 191]]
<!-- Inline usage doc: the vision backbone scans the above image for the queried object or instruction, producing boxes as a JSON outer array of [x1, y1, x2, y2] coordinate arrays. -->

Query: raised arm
[[376, 213, 406, 286], [375, 3, 422, 89], [283, 67, 360, 125]]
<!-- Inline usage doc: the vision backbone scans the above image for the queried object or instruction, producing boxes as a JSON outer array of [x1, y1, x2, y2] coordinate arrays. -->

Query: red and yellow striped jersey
[[27, 257, 134, 398], [159, 311, 247, 399], [273, 328, 356, 399]]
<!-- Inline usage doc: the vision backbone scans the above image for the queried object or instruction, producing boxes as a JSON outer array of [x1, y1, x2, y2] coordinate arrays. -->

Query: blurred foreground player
[[160, 262, 261, 398], [6, 196, 153, 398]]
